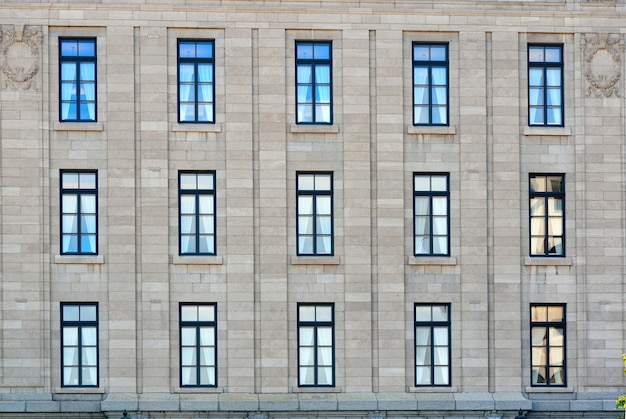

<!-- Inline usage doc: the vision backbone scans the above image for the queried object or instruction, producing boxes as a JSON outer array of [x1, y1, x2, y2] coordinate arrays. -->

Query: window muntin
[[296, 172, 333, 256], [178, 40, 215, 123], [180, 303, 217, 387], [414, 174, 450, 256], [59, 38, 96, 122], [531, 304, 566, 386], [529, 174, 564, 256], [528, 45, 563, 127], [413, 44, 449, 126], [61, 303, 98, 387], [179, 172, 216, 255], [298, 303, 335, 387], [60, 171, 97, 255], [414, 304, 451, 386], [295, 41, 332, 124]]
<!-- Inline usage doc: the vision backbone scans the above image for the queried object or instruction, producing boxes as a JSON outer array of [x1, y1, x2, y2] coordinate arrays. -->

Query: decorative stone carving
[[0, 25, 42, 90], [582, 34, 624, 97]]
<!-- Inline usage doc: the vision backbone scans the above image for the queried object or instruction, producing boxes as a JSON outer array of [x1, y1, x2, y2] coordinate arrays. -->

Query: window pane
[[415, 306, 431, 322], [81, 327, 97, 345], [63, 327, 79, 345], [299, 306, 316, 322], [550, 367, 565, 384], [182, 367, 196, 385], [299, 347, 314, 365], [198, 305, 214, 322], [297, 66, 312, 83], [531, 328, 547, 346], [318, 367, 333, 385], [415, 327, 431, 345], [317, 327, 332, 345], [432, 305, 448, 322], [181, 305, 197, 322], [313, 43, 330, 59], [199, 327, 215, 346], [430, 46, 447, 61], [299, 367, 315, 385], [296, 43, 313, 59], [415, 347, 430, 365], [299, 327, 314, 345], [434, 366, 449, 385], [196, 42, 213, 58], [416, 366, 431, 385]]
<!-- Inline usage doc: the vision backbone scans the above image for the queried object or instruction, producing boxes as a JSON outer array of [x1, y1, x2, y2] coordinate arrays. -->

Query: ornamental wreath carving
[[0, 25, 42, 90], [582, 34, 624, 97]]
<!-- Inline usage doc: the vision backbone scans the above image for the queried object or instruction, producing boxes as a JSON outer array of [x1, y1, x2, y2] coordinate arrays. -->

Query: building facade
[[0, 0, 625, 417]]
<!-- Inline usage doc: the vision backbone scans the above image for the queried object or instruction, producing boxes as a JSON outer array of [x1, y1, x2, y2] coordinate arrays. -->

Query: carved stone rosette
[[0, 25, 42, 91], [582, 33, 624, 97]]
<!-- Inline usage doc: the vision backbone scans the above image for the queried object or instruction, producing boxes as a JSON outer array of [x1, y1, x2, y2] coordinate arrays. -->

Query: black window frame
[[296, 172, 334, 256], [530, 303, 566, 387], [529, 173, 565, 257], [177, 39, 216, 124], [412, 43, 449, 126], [528, 44, 564, 127], [60, 302, 99, 388], [297, 303, 335, 387], [178, 171, 216, 256], [413, 173, 450, 256], [414, 303, 451, 387], [59, 37, 97, 122], [295, 41, 333, 125], [60, 170, 98, 255], [179, 303, 218, 388]]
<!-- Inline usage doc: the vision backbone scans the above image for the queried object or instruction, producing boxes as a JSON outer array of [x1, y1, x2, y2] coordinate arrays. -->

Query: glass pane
[[61, 40, 79, 56], [317, 327, 332, 345], [178, 42, 196, 58], [414, 176, 430, 192], [298, 236, 313, 254], [198, 305, 214, 322], [434, 347, 449, 365], [432, 197, 447, 215], [413, 46, 430, 61], [415, 327, 431, 345], [532, 366, 547, 384], [82, 327, 97, 345], [316, 236, 332, 254], [314, 175, 331, 191], [415, 236, 429, 254], [544, 47, 561, 62], [81, 215, 96, 234], [199, 215, 214, 234], [63, 347, 78, 366], [298, 216, 313, 234], [77, 40, 95, 57], [529, 47, 544, 62], [528, 68, 544, 87], [430, 46, 447, 61], [550, 348, 564, 366], [431, 176, 447, 191], [414, 87, 428, 106], [199, 327, 215, 346], [296, 43, 313, 59], [433, 327, 448, 345], [415, 366, 431, 385], [181, 305, 197, 322], [200, 367, 215, 385], [546, 69, 561, 86], [415, 306, 431, 322], [63, 327, 79, 345], [532, 347, 546, 365], [62, 172, 79, 189], [297, 65, 312, 83], [200, 347, 215, 366], [548, 217, 562, 236], [315, 66, 330, 84], [548, 237, 563, 254], [315, 105, 331, 122], [82, 367, 97, 385], [530, 237, 545, 255], [530, 197, 545, 216], [64, 367, 79, 386], [79, 63, 95, 81], [316, 216, 331, 235], [313, 43, 330, 59], [548, 306, 564, 322], [299, 367, 315, 385], [180, 215, 196, 234], [82, 347, 97, 366], [62, 215, 78, 233], [79, 173, 96, 189], [433, 236, 448, 254], [431, 87, 447, 105], [415, 347, 430, 365], [299, 327, 314, 345], [181, 328, 197, 346], [315, 86, 331, 103], [197, 173, 214, 190], [531, 327, 547, 346], [434, 366, 449, 385], [180, 174, 197, 190], [549, 327, 564, 346], [182, 348, 197, 365], [550, 367, 565, 384], [414, 67, 428, 86], [530, 217, 545, 235], [298, 175, 315, 191], [299, 306, 315, 322], [297, 85, 312, 102], [317, 306, 332, 322], [299, 347, 314, 365], [318, 348, 333, 366], [318, 367, 333, 385], [196, 42, 213, 58], [63, 306, 79, 321], [182, 367, 196, 385], [62, 236, 78, 253], [316, 196, 331, 214], [432, 305, 448, 322]]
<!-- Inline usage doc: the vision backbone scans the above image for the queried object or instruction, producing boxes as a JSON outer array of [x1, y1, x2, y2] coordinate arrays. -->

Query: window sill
[[171, 123, 222, 133], [408, 386, 458, 393], [291, 386, 342, 393], [53, 122, 104, 131], [407, 125, 456, 135], [54, 255, 104, 264], [290, 124, 339, 134], [525, 386, 573, 393], [172, 386, 223, 393], [523, 126, 571, 136], [290, 256, 340, 265], [172, 255, 223, 265], [524, 256, 572, 266], [407, 256, 457, 266], [54, 387, 105, 394]]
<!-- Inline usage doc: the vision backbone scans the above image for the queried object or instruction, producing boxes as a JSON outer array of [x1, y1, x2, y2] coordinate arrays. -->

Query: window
[[528, 45, 563, 126], [298, 303, 334, 387], [61, 303, 98, 387], [296, 172, 333, 256], [178, 40, 215, 123], [179, 171, 216, 255], [413, 43, 449, 125], [414, 304, 451, 386], [180, 303, 217, 387], [60, 171, 97, 255], [414, 173, 449, 256], [531, 304, 566, 386], [296, 41, 332, 124], [529, 174, 564, 256], [59, 38, 96, 122]]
